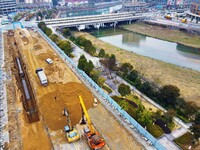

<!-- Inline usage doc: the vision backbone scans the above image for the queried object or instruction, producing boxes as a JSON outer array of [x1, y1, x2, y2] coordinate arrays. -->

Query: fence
[[37, 28, 166, 150], [0, 28, 10, 150]]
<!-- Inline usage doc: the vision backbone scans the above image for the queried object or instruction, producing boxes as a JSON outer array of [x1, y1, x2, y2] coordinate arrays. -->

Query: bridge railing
[[37, 28, 166, 150]]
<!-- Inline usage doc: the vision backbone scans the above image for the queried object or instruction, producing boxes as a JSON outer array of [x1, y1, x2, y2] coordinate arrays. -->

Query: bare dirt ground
[[3, 34, 22, 149], [4, 33, 52, 150], [4, 28, 143, 150], [89, 104, 143, 150], [74, 32, 200, 107]]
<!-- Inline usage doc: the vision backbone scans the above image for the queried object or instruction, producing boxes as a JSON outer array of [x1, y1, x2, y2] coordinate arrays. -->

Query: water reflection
[[122, 32, 146, 47], [92, 28, 200, 71]]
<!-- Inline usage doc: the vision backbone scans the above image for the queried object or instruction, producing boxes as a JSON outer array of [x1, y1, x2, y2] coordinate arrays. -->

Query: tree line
[[38, 22, 73, 57]]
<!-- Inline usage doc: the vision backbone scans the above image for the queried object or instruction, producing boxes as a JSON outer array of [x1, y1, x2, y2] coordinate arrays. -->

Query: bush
[[147, 124, 164, 138], [75, 36, 96, 56], [45, 27, 52, 37], [155, 119, 171, 134], [118, 83, 131, 97], [57, 40, 72, 55], [102, 84, 112, 93]]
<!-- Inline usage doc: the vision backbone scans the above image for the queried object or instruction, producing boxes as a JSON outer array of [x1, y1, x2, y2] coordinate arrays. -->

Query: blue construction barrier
[[12, 22, 24, 29], [37, 28, 166, 150]]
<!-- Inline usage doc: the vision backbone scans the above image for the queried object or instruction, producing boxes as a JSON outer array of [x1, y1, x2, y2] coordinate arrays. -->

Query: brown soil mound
[[44, 60, 76, 84], [39, 82, 94, 131]]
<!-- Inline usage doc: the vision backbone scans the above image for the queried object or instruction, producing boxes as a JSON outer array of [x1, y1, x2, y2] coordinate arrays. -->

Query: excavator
[[63, 107, 80, 143], [164, 14, 172, 20], [78, 95, 105, 150], [181, 18, 187, 23]]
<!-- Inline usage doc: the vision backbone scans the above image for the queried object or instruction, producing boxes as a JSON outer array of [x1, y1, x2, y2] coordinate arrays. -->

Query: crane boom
[[78, 95, 94, 133]]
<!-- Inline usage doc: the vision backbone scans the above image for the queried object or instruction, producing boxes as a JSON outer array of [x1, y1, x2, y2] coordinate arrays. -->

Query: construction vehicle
[[181, 18, 187, 23], [164, 15, 172, 20], [63, 107, 80, 143], [35, 68, 48, 86], [78, 95, 105, 150]]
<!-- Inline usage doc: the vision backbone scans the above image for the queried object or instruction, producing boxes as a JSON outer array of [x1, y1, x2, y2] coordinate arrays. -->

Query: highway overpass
[[38, 12, 146, 30]]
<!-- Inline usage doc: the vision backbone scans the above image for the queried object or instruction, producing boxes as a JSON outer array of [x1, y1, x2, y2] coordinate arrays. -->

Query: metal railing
[[37, 28, 166, 150]]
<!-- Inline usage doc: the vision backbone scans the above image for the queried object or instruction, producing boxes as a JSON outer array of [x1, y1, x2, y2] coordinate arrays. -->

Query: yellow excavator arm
[[78, 95, 94, 133]]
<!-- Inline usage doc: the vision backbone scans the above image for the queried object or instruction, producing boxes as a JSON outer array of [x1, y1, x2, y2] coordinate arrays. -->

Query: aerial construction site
[[2, 28, 143, 150]]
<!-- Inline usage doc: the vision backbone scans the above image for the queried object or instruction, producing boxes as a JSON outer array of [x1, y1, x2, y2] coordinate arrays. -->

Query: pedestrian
[[55, 96, 57, 101]]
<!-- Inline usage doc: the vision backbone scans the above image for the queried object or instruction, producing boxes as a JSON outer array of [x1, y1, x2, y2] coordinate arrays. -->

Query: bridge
[[39, 12, 146, 30]]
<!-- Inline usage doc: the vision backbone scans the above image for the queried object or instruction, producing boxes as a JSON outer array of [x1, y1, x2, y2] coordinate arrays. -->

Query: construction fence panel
[[37, 28, 166, 150]]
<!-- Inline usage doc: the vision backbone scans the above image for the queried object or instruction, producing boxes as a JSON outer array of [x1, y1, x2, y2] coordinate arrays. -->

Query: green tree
[[127, 70, 139, 82], [85, 60, 94, 75], [183, 102, 199, 119], [50, 34, 60, 44], [134, 78, 142, 89], [45, 27, 52, 37], [138, 111, 153, 127], [38, 21, 46, 30], [78, 55, 87, 71], [76, 36, 96, 56], [120, 63, 133, 75], [90, 70, 100, 83], [135, 104, 145, 119], [118, 83, 131, 97], [63, 28, 71, 37], [98, 49, 106, 58], [190, 112, 200, 140], [159, 85, 180, 106], [153, 110, 162, 119], [104, 54, 116, 70], [119, 100, 129, 111], [58, 40, 72, 55], [140, 82, 155, 97], [194, 113, 200, 125], [164, 109, 176, 123], [190, 125, 200, 140]]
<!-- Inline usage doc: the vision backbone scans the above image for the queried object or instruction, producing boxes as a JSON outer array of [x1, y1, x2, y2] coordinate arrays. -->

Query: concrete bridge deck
[[40, 12, 145, 28]]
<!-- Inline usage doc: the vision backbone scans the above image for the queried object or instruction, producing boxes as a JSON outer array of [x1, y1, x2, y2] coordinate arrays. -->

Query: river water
[[91, 28, 200, 71]]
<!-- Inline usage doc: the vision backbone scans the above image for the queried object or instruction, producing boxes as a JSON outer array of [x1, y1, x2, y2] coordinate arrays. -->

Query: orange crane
[[78, 95, 105, 150]]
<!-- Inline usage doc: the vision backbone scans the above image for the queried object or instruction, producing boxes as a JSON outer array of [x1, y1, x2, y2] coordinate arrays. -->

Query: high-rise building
[[167, 0, 192, 7], [0, 0, 17, 15], [190, 0, 200, 15]]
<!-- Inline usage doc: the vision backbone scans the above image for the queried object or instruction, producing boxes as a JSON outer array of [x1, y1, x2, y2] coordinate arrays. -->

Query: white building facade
[[0, 0, 17, 15]]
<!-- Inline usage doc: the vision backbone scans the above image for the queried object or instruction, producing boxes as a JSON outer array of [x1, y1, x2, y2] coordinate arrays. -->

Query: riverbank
[[74, 31, 200, 106], [121, 23, 200, 49]]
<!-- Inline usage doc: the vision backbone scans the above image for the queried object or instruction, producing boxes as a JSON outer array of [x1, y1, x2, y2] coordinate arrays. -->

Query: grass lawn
[[73, 31, 200, 107], [174, 132, 198, 150], [126, 94, 158, 112]]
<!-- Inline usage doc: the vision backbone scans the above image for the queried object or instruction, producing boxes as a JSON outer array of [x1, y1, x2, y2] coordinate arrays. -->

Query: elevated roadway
[[39, 12, 146, 29], [144, 18, 200, 34]]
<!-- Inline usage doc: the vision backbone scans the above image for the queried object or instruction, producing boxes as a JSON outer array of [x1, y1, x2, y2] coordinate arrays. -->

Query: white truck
[[35, 68, 48, 86]]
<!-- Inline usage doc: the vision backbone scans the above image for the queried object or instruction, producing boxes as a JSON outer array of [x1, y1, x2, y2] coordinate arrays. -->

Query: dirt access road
[[4, 28, 143, 150]]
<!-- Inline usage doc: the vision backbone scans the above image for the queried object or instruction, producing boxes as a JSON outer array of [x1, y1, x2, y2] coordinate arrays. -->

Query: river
[[91, 28, 200, 71]]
